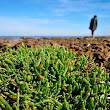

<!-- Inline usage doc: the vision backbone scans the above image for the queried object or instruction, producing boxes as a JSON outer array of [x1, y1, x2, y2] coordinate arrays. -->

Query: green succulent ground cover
[[0, 44, 110, 110]]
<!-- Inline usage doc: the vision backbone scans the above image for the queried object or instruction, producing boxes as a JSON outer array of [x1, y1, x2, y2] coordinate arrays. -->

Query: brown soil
[[0, 36, 110, 72]]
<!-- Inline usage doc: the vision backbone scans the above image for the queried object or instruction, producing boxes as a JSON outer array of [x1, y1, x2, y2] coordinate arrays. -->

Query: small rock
[[104, 61, 110, 69], [93, 53, 105, 63], [106, 44, 110, 47], [0, 42, 3, 48]]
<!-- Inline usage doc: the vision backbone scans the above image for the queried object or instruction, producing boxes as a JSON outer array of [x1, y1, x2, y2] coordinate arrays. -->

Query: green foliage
[[0, 45, 109, 110]]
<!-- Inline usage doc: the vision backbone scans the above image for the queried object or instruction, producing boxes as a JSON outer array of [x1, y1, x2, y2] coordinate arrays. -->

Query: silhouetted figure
[[89, 15, 98, 38]]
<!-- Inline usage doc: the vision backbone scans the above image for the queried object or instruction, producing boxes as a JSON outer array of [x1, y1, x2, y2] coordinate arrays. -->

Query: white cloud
[[51, 0, 110, 17], [11, 0, 110, 19], [0, 16, 110, 36], [58, 0, 72, 4], [0, 17, 82, 36]]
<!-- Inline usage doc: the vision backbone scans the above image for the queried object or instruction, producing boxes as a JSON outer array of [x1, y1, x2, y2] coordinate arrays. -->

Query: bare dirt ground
[[0, 36, 110, 72]]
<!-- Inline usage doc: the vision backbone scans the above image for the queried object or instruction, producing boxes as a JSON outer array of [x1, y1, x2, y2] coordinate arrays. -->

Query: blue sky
[[0, 0, 110, 36]]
